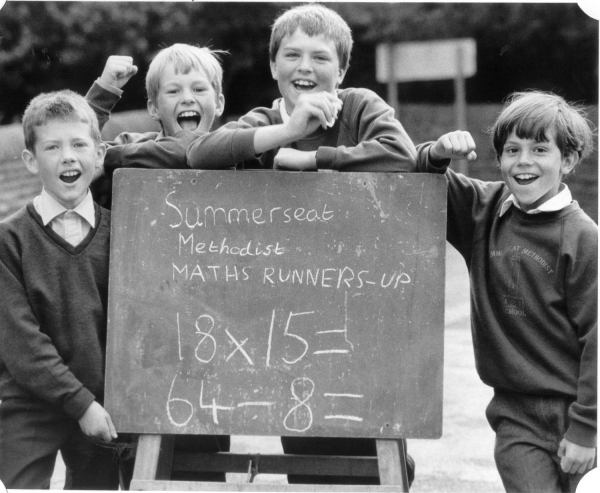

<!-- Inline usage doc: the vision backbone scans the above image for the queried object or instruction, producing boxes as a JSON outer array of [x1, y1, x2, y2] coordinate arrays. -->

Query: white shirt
[[33, 189, 96, 246], [499, 183, 573, 217]]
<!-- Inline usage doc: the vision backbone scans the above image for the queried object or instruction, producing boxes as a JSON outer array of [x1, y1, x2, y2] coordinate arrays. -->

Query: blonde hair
[[146, 44, 225, 103], [22, 90, 101, 152], [492, 91, 594, 164], [270, 3, 353, 71]]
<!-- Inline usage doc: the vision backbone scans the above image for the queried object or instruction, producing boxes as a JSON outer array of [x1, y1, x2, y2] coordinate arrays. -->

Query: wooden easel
[[129, 434, 411, 492]]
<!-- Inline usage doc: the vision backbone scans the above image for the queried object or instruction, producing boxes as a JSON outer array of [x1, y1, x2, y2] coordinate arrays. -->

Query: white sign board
[[376, 38, 477, 83]]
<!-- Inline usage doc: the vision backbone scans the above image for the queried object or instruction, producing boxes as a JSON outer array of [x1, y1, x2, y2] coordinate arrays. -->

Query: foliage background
[[0, 1, 598, 124]]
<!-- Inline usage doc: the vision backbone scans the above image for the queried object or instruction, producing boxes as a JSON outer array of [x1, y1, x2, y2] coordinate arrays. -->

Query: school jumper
[[187, 87, 417, 172], [417, 143, 597, 492], [0, 202, 129, 489]]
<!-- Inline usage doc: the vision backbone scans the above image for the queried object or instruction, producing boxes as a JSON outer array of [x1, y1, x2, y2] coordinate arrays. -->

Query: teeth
[[515, 174, 537, 180], [294, 80, 315, 87], [62, 171, 79, 176], [179, 111, 199, 118]]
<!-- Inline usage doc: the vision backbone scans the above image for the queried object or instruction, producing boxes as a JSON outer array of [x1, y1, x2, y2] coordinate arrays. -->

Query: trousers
[[486, 392, 592, 493], [0, 398, 134, 489]]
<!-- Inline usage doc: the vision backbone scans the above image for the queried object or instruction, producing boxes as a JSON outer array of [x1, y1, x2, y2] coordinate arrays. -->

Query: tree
[[0, 2, 597, 124]]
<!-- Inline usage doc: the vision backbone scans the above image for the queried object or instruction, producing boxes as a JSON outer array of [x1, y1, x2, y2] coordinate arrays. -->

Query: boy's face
[[148, 63, 225, 137], [22, 120, 105, 210], [500, 129, 578, 211], [270, 28, 346, 112]]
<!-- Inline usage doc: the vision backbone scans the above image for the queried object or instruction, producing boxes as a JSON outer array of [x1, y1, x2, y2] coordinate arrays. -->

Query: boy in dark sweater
[[0, 90, 127, 489], [186, 3, 417, 173], [418, 91, 597, 492]]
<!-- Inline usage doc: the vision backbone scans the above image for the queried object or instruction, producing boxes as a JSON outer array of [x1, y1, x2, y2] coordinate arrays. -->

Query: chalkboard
[[105, 170, 446, 440]]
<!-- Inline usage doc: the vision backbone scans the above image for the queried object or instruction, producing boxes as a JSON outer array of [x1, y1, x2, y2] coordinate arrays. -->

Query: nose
[[61, 146, 76, 163], [297, 54, 313, 73], [518, 149, 534, 165], [181, 87, 195, 104]]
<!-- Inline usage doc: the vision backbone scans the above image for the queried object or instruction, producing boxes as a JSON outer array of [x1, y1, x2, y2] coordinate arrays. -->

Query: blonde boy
[[87, 44, 227, 209], [418, 91, 597, 492], [0, 90, 128, 489]]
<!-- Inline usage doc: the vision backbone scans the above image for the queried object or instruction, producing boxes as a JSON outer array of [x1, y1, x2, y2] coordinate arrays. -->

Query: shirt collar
[[499, 183, 572, 216], [37, 188, 96, 228]]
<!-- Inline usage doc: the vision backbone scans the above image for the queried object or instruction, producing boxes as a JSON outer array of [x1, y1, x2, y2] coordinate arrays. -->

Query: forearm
[[187, 124, 259, 169], [105, 130, 200, 171], [319, 90, 417, 172], [85, 80, 122, 132], [565, 240, 598, 447]]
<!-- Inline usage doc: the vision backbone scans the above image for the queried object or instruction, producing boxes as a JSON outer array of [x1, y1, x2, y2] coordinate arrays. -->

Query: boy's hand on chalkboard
[[558, 438, 596, 475], [78, 401, 118, 442], [287, 92, 342, 139], [274, 148, 317, 171], [100, 55, 138, 90], [430, 131, 477, 163]]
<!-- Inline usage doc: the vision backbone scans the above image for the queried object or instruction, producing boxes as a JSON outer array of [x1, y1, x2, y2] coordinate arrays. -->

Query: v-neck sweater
[[0, 203, 111, 420]]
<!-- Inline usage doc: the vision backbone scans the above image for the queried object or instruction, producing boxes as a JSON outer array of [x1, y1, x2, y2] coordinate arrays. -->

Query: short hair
[[22, 90, 101, 152], [146, 44, 225, 103], [270, 3, 353, 72], [491, 91, 595, 163]]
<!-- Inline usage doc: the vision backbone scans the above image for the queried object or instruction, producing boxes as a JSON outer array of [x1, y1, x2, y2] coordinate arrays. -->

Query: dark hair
[[491, 91, 594, 164], [270, 3, 353, 71]]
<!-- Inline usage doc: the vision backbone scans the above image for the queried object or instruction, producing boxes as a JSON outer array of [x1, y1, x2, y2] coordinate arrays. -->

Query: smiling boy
[[0, 90, 130, 489], [186, 3, 417, 172], [417, 91, 597, 492], [86, 45, 227, 209]]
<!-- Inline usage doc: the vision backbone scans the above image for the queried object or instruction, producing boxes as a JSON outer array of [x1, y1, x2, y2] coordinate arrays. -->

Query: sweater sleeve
[[103, 129, 200, 171], [84, 79, 122, 132], [563, 217, 598, 447], [0, 254, 95, 420], [416, 141, 507, 263], [315, 89, 417, 172], [187, 107, 276, 169]]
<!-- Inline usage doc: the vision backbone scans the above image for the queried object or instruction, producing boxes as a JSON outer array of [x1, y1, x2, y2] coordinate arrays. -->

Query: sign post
[[376, 38, 477, 174]]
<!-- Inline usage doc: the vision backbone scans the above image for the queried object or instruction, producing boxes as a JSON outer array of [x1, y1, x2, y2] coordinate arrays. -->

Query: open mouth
[[177, 111, 201, 131], [60, 170, 81, 184], [514, 173, 539, 186], [293, 80, 316, 91]]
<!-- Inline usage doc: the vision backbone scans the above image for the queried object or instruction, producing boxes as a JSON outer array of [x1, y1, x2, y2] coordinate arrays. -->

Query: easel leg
[[376, 439, 410, 492], [131, 434, 175, 483]]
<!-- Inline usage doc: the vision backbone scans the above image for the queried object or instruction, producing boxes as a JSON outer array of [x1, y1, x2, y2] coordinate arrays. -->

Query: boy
[[418, 91, 597, 492], [86, 44, 232, 480], [0, 90, 127, 489], [186, 3, 416, 485], [186, 3, 417, 173], [87, 44, 226, 209]]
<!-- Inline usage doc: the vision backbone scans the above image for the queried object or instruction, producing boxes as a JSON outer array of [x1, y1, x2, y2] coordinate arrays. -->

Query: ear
[[336, 67, 347, 88], [95, 142, 107, 172], [22, 149, 39, 175], [561, 150, 579, 176], [147, 99, 160, 121], [215, 93, 225, 118], [270, 60, 279, 81]]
